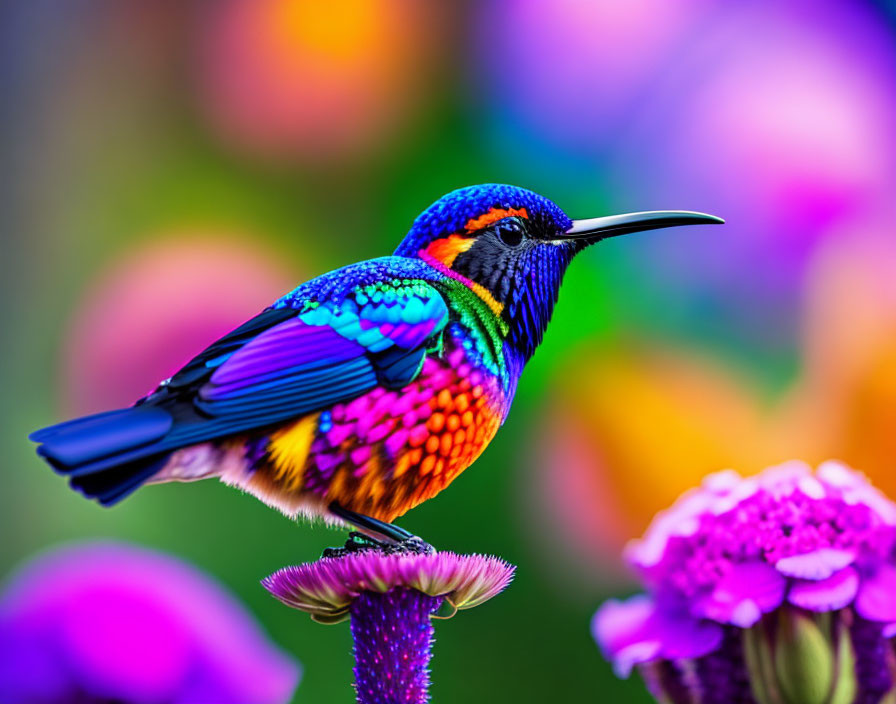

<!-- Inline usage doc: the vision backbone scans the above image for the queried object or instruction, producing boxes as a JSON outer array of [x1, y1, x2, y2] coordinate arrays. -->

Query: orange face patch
[[423, 207, 530, 268], [464, 206, 528, 232], [423, 234, 475, 268]]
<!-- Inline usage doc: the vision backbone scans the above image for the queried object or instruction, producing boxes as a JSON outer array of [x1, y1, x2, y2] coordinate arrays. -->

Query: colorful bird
[[31, 184, 721, 546]]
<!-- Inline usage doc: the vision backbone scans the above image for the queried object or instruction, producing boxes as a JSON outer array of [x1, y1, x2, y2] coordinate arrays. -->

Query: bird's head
[[395, 184, 722, 359]]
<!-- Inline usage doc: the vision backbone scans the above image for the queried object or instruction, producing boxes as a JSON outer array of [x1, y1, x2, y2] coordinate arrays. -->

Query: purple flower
[[594, 461, 896, 703], [263, 549, 514, 704], [0, 541, 300, 704]]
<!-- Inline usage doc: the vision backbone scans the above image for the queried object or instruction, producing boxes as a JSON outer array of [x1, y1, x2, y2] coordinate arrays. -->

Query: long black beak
[[560, 210, 724, 242]]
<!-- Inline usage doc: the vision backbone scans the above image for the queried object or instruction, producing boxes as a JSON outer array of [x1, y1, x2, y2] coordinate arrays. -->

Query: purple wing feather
[[194, 284, 448, 419], [202, 320, 365, 399]]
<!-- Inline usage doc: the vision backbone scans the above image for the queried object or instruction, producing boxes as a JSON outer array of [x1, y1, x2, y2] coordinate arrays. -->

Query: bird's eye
[[493, 218, 525, 247]]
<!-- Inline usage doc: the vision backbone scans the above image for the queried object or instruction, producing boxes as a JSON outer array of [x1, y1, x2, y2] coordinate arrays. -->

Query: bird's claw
[[321, 532, 381, 558], [321, 532, 434, 559], [380, 535, 435, 555]]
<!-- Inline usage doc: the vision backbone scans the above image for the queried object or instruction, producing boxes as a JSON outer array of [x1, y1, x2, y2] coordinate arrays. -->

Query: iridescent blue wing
[[33, 276, 450, 483], [191, 316, 378, 420], [191, 279, 449, 420]]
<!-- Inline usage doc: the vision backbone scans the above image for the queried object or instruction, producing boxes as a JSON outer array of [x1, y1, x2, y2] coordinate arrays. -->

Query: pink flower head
[[0, 542, 299, 704], [264, 550, 514, 624], [264, 550, 514, 704], [594, 461, 896, 702]]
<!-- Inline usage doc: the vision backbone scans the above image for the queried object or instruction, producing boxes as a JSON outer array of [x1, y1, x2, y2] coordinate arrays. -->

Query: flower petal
[[592, 595, 654, 664], [788, 567, 859, 611], [695, 562, 786, 627], [757, 461, 813, 497], [613, 641, 662, 678], [653, 611, 723, 661], [855, 565, 896, 622], [593, 596, 722, 677], [775, 548, 856, 580]]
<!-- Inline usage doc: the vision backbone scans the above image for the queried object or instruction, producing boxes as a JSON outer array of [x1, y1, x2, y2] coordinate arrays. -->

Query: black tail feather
[[32, 406, 173, 506], [69, 455, 168, 505]]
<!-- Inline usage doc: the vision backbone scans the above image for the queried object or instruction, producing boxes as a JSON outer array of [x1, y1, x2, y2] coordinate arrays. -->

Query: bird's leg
[[322, 502, 434, 558], [329, 501, 414, 542]]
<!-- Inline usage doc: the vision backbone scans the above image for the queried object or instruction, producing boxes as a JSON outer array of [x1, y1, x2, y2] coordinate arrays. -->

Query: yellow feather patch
[[469, 282, 504, 317], [268, 413, 319, 491]]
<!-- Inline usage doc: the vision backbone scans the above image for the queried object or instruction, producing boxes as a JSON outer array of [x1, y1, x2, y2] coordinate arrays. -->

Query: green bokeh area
[[0, 3, 788, 702]]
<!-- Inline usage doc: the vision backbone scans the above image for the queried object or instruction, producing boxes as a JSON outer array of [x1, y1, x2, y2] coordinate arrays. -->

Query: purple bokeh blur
[[478, 0, 896, 348], [0, 542, 299, 704]]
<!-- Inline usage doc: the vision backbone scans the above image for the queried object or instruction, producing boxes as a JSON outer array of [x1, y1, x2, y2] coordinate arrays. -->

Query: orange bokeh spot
[[264, 0, 383, 66], [199, 0, 441, 160], [532, 221, 896, 580]]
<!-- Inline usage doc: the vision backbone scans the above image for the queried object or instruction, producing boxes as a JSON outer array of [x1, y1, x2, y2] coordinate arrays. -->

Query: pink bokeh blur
[[62, 234, 297, 416]]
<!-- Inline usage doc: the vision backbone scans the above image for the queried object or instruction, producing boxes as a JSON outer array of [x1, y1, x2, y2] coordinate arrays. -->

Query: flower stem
[[350, 587, 443, 704]]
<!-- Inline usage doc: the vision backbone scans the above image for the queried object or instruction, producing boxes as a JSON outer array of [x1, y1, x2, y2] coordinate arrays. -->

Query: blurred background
[[3, 0, 896, 701]]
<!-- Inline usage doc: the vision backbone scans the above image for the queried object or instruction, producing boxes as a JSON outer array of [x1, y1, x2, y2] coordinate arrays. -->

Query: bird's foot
[[321, 532, 381, 558], [321, 532, 434, 559], [379, 535, 435, 556]]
